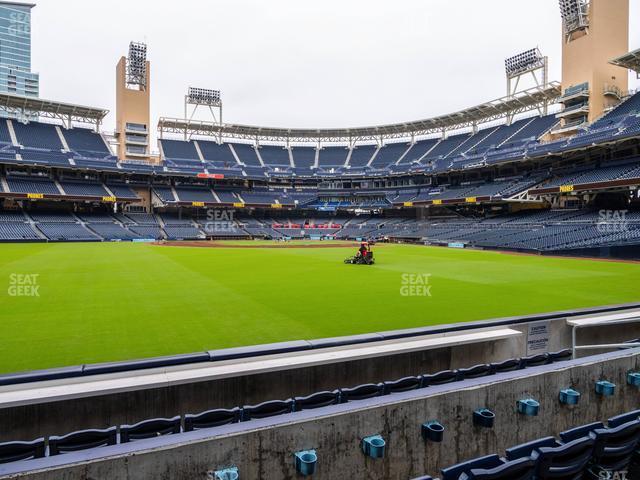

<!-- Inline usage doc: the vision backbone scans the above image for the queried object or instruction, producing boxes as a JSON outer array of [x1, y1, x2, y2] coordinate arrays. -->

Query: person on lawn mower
[[358, 241, 369, 259]]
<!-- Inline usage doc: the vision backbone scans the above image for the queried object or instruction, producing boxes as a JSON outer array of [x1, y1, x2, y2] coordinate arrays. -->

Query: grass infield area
[[1, 240, 640, 374]]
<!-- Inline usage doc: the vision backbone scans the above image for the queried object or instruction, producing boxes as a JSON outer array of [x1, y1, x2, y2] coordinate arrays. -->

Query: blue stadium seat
[[506, 436, 560, 461], [441, 454, 504, 480], [588, 420, 640, 477], [548, 349, 572, 363], [241, 400, 294, 421], [64, 128, 112, 158], [0, 439, 45, 464], [460, 457, 535, 480], [560, 422, 605, 443], [608, 410, 640, 428], [457, 364, 493, 380], [532, 436, 595, 480], [49, 428, 117, 455], [422, 370, 458, 387], [490, 358, 522, 373], [184, 408, 241, 431], [120, 417, 181, 443], [382, 376, 423, 394], [520, 353, 550, 368], [293, 391, 340, 411], [339, 383, 383, 402]]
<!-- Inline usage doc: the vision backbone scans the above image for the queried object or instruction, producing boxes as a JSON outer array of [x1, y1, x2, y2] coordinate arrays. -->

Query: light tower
[[115, 42, 151, 162], [183, 87, 223, 142], [505, 48, 549, 123], [557, 0, 629, 132]]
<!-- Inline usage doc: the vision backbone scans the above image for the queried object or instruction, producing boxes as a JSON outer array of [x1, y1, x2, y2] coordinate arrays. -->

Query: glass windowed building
[[0, 1, 38, 98]]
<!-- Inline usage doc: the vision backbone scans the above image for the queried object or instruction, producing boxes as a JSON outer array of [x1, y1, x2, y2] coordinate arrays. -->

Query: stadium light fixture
[[126, 41, 147, 88], [559, 0, 589, 38], [504, 48, 549, 119], [187, 87, 221, 107], [183, 87, 224, 142], [505, 48, 545, 77]]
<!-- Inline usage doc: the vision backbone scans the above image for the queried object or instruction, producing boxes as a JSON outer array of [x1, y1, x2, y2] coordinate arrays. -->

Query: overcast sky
[[31, 0, 640, 133]]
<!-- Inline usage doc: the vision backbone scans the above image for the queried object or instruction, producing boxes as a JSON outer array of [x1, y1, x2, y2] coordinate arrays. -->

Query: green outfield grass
[[1, 241, 639, 374]]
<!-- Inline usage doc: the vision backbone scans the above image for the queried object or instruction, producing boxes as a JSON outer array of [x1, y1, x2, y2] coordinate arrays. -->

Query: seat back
[[339, 383, 383, 402], [0, 439, 45, 464], [294, 391, 340, 411], [383, 376, 422, 394], [241, 400, 294, 421], [422, 370, 458, 387], [559, 422, 604, 443], [461, 457, 535, 480], [520, 353, 550, 368], [49, 428, 117, 455], [184, 408, 241, 431], [457, 364, 492, 380], [490, 358, 522, 373], [506, 436, 559, 461], [533, 436, 594, 479], [120, 416, 181, 443], [547, 349, 572, 363], [608, 409, 640, 428], [591, 420, 640, 471], [441, 454, 503, 480]]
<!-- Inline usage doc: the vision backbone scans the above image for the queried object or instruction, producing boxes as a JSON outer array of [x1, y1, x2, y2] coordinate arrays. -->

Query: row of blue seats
[[0, 350, 571, 465], [2, 93, 639, 180], [414, 409, 640, 480]]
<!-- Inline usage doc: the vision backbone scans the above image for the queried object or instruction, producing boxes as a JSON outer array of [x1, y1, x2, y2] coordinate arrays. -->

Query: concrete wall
[[2, 349, 639, 480], [1, 312, 639, 443]]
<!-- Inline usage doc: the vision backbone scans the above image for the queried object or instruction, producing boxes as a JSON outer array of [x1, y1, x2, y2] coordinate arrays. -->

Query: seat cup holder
[[627, 372, 640, 387], [362, 435, 386, 459], [595, 380, 616, 396], [294, 450, 317, 476], [473, 408, 495, 428], [517, 398, 540, 416], [559, 388, 581, 405], [422, 421, 445, 442], [213, 467, 239, 480]]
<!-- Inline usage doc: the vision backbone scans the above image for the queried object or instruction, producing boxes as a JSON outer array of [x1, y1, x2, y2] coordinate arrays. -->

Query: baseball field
[[1, 240, 639, 374]]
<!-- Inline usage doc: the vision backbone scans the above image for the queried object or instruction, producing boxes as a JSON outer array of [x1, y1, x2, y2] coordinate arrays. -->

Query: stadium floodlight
[[186, 87, 221, 106], [559, 0, 589, 37], [505, 48, 545, 77], [505, 48, 549, 119], [126, 41, 147, 88], [183, 87, 224, 142]]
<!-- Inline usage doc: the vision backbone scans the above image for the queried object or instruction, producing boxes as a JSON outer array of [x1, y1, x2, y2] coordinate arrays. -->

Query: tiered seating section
[[358, 209, 640, 252], [1, 120, 117, 170], [414, 408, 640, 480], [2, 173, 141, 201], [0, 350, 573, 465], [1, 92, 639, 181], [3, 207, 639, 251], [151, 112, 564, 178]]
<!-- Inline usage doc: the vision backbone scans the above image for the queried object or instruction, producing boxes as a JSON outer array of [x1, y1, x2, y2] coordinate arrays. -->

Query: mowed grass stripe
[[0, 242, 638, 374]]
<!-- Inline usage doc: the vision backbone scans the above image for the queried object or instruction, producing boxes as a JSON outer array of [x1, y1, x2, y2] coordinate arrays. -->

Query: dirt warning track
[[154, 241, 362, 249]]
